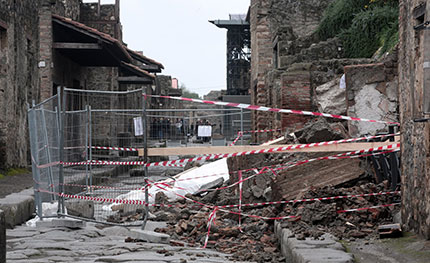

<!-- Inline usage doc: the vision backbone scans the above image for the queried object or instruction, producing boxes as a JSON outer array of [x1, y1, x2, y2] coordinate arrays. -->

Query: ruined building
[[398, 0, 430, 239], [248, 0, 399, 142], [0, 0, 164, 169]]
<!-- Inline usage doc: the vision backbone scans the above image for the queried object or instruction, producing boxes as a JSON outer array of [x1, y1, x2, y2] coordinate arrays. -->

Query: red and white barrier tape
[[202, 207, 218, 249], [61, 141, 400, 167], [337, 203, 400, 213], [148, 94, 400, 125], [229, 135, 242, 146], [91, 146, 139, 152]]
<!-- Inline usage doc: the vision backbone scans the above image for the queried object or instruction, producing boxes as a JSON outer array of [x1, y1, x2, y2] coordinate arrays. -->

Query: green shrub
[[340, 5, 398, 58], [379, 19, 399, 54], [317, 0, 399, 58], [317, 0, 368, 41]]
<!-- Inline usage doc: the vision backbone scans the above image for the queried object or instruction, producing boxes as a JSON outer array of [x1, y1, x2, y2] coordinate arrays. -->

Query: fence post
[[142, 88, 149, 230], [85, 105, 89, 192], [41, 108, 56, 201], [28, 106, 43, 219], [57, 86, 65, 215], [0, 209, 5, 263], [89, 106, 93, 190]]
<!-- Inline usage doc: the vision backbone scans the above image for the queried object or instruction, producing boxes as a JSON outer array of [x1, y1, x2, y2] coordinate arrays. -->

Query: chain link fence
[[28, 88, 252, 226]]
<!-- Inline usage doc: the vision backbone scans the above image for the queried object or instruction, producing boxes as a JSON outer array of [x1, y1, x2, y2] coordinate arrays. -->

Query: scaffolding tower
[[210, 14, 251, 96]]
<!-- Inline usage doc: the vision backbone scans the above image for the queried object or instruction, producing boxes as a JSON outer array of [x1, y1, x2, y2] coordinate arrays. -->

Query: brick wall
[[250, 0, 272, 142], [398, 0, 430, 239], [280, 71, 312, 130]]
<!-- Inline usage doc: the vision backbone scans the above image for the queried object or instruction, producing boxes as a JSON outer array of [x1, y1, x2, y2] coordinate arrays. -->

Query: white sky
[[83, 0, 250, 96]]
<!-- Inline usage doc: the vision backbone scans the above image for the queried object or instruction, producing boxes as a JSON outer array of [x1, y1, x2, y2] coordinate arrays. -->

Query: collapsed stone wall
[[0, 0, 40, 169], [345, 51, 399, 137], [398, 0, 430, 239]]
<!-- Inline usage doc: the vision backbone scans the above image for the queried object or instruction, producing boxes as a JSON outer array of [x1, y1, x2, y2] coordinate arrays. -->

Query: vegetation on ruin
[[180, 84, 201, 99], [317, 0, 399, 58]]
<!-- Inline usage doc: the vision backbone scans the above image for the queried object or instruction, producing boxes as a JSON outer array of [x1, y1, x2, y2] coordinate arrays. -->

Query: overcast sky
[[84, 0, 250, 96]]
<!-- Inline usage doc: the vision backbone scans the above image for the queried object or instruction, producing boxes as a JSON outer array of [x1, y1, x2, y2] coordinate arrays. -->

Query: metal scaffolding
[[210, 14, 251, 96]]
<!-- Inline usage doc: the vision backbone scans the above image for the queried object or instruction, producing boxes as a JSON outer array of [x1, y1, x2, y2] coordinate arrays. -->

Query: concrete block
[[0, 210, 5, 263], [65, 200, 94, 219], [0, 189, 35, 228], [130, 229, 170, 244], [36, 218, 86, 229]]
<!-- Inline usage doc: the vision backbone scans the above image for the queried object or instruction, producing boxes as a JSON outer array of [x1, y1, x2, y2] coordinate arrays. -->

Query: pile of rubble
[[143, 178, 397, 262], [151, 191, 286, 263], [109, 117, 400, 261], [277, 181, 400, 240]]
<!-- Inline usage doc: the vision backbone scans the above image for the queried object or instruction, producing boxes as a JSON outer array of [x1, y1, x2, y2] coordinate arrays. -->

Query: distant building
[[0, 0, 163, 169]]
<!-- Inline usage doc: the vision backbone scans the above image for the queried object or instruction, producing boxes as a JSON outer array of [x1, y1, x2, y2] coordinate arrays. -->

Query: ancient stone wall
[[52, 0, 81, 21], [398, 0, 430, 239], [0, 0, 40, 169], [345, 53, 399, 137]]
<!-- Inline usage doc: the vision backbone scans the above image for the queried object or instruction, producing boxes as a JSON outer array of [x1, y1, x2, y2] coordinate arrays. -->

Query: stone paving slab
[[6, 222, 251, 263]]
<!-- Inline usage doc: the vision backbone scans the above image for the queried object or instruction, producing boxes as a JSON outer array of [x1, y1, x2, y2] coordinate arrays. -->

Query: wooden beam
[[118, 76, 153, 84], [53, 42, 101, 49], [140, 141, 399, 157]]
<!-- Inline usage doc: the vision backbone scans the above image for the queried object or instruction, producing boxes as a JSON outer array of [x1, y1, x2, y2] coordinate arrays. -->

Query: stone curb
[[274, 221, 354, 263], [0, 188, 35, 229]]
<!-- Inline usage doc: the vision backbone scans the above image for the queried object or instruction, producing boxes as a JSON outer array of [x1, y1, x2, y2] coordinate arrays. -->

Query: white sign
[[134, 117, 143, 136], [198, 125, 212, 137]]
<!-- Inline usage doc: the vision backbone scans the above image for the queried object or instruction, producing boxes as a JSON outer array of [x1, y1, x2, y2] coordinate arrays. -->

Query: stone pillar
[[0, 209, 5, 263], [250, 0, 273, 142], [38, 1, 53, 101]]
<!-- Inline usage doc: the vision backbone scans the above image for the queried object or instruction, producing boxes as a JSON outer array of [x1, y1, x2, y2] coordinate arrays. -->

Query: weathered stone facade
[[0, 0, 160, 169], [398, 0, 430, 239], [0, 0, 40, 168]]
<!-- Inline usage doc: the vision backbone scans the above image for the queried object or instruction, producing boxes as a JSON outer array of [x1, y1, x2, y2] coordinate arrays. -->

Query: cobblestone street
[[6, 221, 246, 263]]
